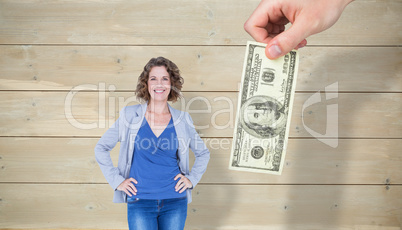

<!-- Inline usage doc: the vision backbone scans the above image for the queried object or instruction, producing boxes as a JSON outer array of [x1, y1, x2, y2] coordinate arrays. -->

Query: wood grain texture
[[197, 138, 402, 185], [188, 185, 402, 229], [0, 92, 400, 138], [0, 138, 400, 184], [0, 184, 400, 229], [0, 0, 400, 45], [0, 45, 400, 92], [0, 0, 401, 229]]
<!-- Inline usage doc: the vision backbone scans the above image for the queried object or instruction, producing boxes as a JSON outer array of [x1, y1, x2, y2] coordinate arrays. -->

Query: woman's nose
[[155, 79, 162, 85]]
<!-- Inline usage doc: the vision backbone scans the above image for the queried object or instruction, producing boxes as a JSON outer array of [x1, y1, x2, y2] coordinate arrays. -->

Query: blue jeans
[[127, 196, 188, 230]]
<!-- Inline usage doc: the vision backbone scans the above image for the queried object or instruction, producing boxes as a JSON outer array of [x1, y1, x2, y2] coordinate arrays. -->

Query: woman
[[95, 57, 210, 229]]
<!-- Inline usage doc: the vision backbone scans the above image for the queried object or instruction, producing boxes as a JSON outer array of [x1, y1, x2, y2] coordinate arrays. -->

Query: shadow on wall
[[284, 47, 400, 229]]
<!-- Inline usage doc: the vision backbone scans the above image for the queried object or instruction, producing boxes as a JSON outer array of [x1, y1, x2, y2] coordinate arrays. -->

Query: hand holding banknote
[[229, 41, 299, 174], [244, 0, 354, 59]]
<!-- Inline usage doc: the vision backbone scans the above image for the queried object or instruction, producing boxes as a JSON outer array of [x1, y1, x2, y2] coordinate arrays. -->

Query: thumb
[[265, 20, 310, 59]]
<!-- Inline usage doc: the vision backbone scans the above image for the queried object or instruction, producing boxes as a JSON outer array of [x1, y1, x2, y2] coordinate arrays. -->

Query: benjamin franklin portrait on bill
[[239, 95, 286, 138]]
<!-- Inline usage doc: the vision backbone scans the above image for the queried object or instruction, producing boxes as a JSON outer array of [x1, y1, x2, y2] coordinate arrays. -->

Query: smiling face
[[147, 66, 171, 102], [135, 57, 183, 103]]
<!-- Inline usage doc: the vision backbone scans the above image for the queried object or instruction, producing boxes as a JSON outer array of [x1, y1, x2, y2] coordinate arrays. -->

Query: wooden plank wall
[[0, 0, 401, 229]]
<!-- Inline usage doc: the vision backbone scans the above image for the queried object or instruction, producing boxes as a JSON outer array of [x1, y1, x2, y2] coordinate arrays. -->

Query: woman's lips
[[154, 89, 165, 94]]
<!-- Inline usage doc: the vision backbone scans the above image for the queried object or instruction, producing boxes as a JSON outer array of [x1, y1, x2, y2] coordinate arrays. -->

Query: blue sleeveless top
[[129, 117, 186, 199]]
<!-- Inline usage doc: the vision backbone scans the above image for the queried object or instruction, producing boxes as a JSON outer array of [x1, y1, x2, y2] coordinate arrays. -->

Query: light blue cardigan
[[95, 103, 210, 203]]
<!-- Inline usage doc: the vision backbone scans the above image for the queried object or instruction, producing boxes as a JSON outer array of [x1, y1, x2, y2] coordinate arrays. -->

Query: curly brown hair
[[135, 57, 184, 102]]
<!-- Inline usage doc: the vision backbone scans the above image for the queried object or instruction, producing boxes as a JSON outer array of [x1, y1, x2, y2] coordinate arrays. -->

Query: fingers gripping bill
[[229, 41, 299, 175]]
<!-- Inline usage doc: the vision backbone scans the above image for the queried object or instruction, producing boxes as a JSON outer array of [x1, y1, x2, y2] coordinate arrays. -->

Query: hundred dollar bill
[[229, 41, 299, 175]]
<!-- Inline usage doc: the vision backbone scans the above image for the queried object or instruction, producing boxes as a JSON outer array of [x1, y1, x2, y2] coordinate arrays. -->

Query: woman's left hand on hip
[[174, 174, 193, 193]]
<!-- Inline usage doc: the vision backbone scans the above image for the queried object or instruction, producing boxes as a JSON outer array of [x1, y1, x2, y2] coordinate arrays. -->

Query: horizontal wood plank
[[0, 92, 400, 138], [0, 184, 400, 229], [197, 138, 402, 185], [0, 138, 400, 184], [0, 45, 400, 92], [0, 0, 400, 45]]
